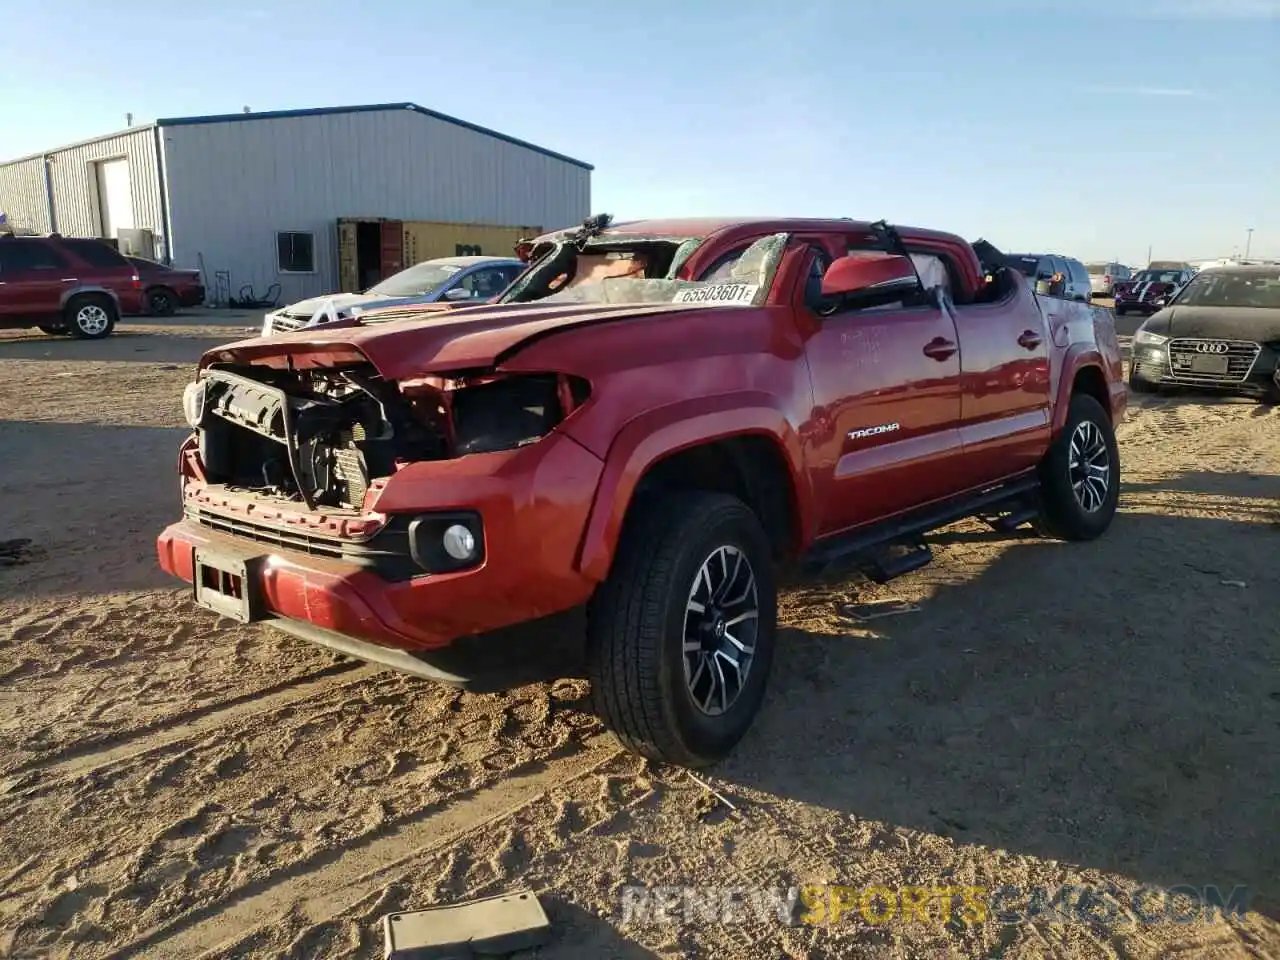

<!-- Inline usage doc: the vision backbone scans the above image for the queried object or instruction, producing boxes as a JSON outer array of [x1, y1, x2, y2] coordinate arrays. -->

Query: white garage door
[[96, 158, 135, 238]]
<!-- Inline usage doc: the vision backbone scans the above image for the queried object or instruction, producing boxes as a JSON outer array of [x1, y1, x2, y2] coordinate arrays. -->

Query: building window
[[277, 231, 315, 273], [455, 243, 483, 256]]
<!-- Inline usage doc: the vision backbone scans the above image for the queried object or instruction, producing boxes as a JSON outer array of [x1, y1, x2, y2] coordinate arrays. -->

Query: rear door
[[950, 261, 1052, 485], [0, 239, 70, 321]]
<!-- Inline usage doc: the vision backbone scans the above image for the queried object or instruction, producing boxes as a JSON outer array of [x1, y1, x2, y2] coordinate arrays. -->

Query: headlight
[[181, 380, 206, 429], [1134, 329, 1168, 347]]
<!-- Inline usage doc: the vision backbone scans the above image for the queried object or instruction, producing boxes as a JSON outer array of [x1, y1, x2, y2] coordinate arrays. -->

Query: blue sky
[[1, 0, 1276, 264]]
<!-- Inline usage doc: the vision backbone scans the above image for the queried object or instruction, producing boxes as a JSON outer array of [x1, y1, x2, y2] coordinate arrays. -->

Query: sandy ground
[[1, 307, 1278, 959]]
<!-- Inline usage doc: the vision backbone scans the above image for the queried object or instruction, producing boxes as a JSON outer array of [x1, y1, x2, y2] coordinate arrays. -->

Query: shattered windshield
[[367, 261, 462, 298], [502, 232, 789, 308]]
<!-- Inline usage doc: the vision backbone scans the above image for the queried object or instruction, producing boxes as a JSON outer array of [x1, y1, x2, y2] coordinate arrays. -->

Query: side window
[[0, 240, 67, 271], [457, 267, 509, 299], [61, 239, 124, 269], [803, 247, 835, 314], [697, 246, 749, 283], [499, 265, 523, 287], [1069, 260, 1089, 285]]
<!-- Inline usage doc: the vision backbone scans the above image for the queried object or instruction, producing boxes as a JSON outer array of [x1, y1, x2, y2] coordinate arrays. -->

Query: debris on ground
[[836, 597, 921, 622], [383, 890, 550, 959]]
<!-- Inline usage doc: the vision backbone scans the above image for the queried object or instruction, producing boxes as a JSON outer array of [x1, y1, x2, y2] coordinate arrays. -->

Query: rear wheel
[[586, 491, 777, 768], [147, 287, 177, 316], [65, 295, 117, 339], [1036, 394, 1120, 541]]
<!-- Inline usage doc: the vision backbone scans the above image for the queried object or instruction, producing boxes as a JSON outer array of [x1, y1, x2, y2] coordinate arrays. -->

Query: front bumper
[[156, 432, 606, 654], [1130, 338, 1279, 396]]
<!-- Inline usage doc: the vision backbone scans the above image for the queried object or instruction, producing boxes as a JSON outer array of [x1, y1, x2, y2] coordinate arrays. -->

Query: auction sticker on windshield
[[673, 283, 759, 305]]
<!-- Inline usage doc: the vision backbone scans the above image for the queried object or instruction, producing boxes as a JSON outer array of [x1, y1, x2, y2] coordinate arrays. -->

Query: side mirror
[[821, 253, 917, 300], [442, 286, 473, 302]]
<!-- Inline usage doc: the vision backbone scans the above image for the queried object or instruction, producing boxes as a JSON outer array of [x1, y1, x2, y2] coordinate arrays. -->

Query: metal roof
[[2, 102, 592, 170]]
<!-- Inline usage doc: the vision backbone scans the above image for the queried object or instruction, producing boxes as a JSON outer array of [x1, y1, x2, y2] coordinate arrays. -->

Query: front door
[[801, 246, 966, 535]]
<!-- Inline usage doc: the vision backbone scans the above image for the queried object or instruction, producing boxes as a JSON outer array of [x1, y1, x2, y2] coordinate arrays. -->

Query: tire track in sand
[[1, 661, 377, 800], [112, 735, 623, 960]]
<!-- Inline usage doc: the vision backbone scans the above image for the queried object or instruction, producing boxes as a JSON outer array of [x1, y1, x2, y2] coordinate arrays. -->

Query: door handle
[[1017, 330, 1042, 350], [923, 337, 957, 361]]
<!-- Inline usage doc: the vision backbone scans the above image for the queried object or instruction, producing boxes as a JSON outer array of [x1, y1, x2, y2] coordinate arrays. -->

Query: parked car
[[126, 257, 205, 316], [1004, 253, 1093, 302], [1129, 263, 1280, 402], [1112, 267, 1195, 316], [1085, 261, 1132, 298], [261, 256, 525, 336], [0, 234, 144, 338], [159, 215, 1126, 768]]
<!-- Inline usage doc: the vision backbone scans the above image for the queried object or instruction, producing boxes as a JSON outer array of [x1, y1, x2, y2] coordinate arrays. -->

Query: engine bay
[[188, 363, 584, 511]]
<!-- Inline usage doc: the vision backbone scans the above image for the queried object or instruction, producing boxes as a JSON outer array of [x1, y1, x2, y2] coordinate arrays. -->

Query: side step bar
[[800, 472, 1039, 579]]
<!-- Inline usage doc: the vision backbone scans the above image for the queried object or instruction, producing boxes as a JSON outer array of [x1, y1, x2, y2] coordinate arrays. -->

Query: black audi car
[[1129, 265, 1280, 402]]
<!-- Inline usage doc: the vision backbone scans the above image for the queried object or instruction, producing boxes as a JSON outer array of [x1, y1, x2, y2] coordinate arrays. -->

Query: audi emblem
[[1195, 341, 1230, 354]]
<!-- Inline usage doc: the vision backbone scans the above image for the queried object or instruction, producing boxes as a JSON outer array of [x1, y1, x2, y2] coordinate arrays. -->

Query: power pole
[[1245, 228, 1254, 259], [1146, 244, 1152, 266]]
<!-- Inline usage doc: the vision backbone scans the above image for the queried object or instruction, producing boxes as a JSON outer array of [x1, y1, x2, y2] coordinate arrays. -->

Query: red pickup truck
[[158, 216, 1127, 768]]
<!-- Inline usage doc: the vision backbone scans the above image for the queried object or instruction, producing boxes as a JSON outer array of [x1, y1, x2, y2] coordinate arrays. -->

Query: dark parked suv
[[0, 234, 144, 339], [1005, 253, 1093, 302]]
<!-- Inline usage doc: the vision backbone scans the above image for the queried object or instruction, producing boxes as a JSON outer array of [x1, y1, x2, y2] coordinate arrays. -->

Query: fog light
[[442, 524, 477, 561]]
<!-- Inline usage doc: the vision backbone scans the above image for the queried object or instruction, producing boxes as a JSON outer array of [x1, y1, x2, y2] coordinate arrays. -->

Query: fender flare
[[574, 393, 812, 582], [1052, 344, 1107, 434], [59, 285, 121, 311]]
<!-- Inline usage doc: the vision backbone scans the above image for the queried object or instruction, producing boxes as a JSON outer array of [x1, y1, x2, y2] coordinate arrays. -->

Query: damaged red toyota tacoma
[[158, 216, 1127, 767]]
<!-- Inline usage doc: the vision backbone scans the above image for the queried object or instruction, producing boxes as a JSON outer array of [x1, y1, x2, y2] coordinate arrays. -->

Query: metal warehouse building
[[0, 102, 592, 302]]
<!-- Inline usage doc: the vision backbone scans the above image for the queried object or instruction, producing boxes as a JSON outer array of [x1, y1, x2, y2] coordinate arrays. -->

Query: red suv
[[0, 234, 144, 338]]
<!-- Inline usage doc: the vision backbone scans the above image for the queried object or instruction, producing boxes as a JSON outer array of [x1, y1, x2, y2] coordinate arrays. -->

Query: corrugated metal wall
[[0, 128, 165, 251], [46, 129, 165, 248], [0, 157, 52, 232], [161, 108, 590, 302]]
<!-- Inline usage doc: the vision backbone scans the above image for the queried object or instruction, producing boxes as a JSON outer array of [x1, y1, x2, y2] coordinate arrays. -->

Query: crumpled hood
[[208, 300, 714, 379], [1140, 306, 1280, 341]]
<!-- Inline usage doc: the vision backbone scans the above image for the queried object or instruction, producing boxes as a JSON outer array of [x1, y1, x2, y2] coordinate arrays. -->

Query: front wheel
[[1036, 394, 1121, 541], [586, 491, 777, 768]]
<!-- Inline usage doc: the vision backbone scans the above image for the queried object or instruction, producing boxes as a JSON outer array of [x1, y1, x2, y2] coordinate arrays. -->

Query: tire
[[1114, 305, 1127, 316], [586, 491, 777, 768], [64, 295, 117, 339], [1127, 369, 1157, 394], [37, 324, 67, 336], [1036, 393, 1120, 541], [147, 287, 177, 316]]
